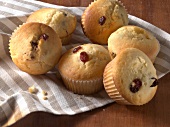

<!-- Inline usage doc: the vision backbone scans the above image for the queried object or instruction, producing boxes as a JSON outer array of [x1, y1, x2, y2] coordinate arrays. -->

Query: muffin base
[[61, 75, 103, 95]]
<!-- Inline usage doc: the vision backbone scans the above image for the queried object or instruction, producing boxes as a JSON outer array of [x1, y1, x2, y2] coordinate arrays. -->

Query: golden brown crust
[[81, 0, 128, 45], [27, 8, 56, 26], [58, 44, 111, 80], [9, 22, 62, 75], [103, 48, 158, 105], [108, 25, 160, 62]]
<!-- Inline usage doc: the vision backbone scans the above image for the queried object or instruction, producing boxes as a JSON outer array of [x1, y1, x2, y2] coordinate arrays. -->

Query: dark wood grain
[[10, 0, 170, 127], [121, 0, 170, 34], [39, 0, 93, 6], [39, 0, 170, 33]]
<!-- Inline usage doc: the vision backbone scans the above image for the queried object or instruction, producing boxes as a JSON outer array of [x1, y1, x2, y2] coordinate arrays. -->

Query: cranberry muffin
[[108, 25, 160, 62], [27, 8, 77, 45], [9, 22, 62, 75], [103, 48, 158, 105], [58, 44, 111, 95], [81, 0, 128, 44]]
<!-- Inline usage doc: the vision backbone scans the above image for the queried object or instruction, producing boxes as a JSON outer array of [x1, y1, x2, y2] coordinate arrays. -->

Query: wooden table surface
[[10, 0, 170, 127]]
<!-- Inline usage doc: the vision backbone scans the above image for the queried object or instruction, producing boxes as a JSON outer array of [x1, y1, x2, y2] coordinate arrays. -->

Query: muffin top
[[58, 44, 111, 80], [9, 22, 62, 75], [108, 25, 160, 62], [104, 48, 158, 105], [82, 0, 128, 44], [27, 8, 77, 39]]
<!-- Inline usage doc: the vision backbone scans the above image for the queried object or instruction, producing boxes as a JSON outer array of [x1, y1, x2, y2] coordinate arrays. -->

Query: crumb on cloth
[[28, 85, 38, 94]]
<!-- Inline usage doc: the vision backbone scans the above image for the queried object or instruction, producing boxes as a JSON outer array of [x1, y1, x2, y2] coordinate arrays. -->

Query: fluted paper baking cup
[[103, 61, 132, 105], [61, 75, 103, 95]]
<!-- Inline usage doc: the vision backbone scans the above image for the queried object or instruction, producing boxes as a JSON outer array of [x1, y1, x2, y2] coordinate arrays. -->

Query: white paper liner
[[61, 75, 103, 95]]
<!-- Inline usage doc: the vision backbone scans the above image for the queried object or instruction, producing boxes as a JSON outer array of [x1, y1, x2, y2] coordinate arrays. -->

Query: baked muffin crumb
[[28, 85, 38, 94], [42, 96, 48, 100], [42, 90, 48, 96]]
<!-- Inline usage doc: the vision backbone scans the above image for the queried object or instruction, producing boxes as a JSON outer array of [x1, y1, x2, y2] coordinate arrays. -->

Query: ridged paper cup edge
[[103, 61, 132, 105], [61, 74, 103, 95]]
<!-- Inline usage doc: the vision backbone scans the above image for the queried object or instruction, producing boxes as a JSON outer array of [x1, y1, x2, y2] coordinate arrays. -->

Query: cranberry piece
[[130, 78, 142, 93], [63, 12, 67, 16], [31, 41, 38, 50], [40, 33, 49, 41], [80, 52, 89, 63], [73, 46, 82, 53], [111, 52, 116, 58], [150, 77, 159, 87], [30, 55, 35, 59], [99, 16, 106, 25]]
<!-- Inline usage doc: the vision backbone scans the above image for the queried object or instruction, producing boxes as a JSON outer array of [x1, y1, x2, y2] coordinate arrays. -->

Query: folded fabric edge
[[0, 91, 114, 127]]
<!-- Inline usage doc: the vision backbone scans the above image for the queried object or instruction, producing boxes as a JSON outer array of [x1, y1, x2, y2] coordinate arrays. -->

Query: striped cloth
[[0, 0, 169, 126]]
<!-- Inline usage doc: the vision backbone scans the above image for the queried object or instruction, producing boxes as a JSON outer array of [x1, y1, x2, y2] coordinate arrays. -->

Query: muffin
[[27, 8, 77, 45], [108, 25, 160, 62], [9, 22, 62, 75], [58, 44, 111, 95], [81, 0, 128, 45], [103, 48, 158, 105]]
